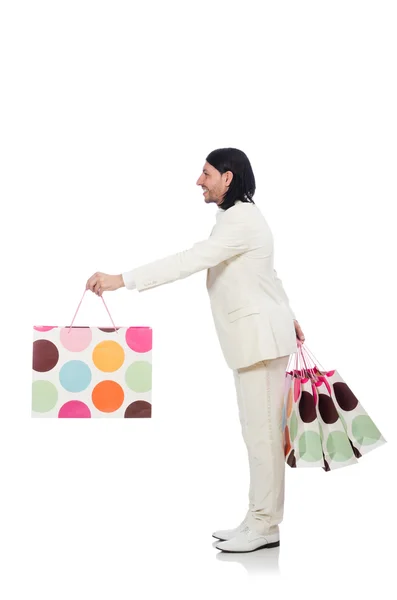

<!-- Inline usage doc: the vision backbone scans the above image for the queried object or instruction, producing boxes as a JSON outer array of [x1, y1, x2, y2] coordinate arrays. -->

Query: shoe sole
[[216, 540, 280, 553]]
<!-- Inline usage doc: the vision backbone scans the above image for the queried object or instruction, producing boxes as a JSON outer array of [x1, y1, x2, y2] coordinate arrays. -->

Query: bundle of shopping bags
[[282, 340, 386, 471]]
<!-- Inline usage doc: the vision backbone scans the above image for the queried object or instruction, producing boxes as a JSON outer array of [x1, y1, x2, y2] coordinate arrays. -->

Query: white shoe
[[212, 515, 249, 541], [215, 525, 280, 553]]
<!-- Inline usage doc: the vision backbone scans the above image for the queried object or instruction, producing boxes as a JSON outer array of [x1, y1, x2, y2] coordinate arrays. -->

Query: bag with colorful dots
[[282, 341, 386, 471], [32, 290, 152, 418]]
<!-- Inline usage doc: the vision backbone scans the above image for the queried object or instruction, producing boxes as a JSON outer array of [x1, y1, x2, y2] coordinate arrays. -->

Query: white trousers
[[232, 354, 290, 536]]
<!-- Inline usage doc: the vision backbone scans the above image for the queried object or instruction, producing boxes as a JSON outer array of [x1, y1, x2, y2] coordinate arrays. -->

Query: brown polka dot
[[33, 339, 59, 372], [318, 393, 339, 424], [333, 382, 358, 411], [287, 449, 296, 468], [98, 328, 121, 333], [124, 401, 152, 418], [299, 391, 316, 423]]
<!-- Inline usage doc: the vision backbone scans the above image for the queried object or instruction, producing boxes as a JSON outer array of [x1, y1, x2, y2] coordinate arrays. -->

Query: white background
[[1, 0, 396, 597]]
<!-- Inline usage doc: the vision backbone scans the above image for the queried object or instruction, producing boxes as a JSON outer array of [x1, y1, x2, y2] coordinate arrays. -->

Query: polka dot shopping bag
[[32, 289, 152, 418], [282, 341, 386, 471]]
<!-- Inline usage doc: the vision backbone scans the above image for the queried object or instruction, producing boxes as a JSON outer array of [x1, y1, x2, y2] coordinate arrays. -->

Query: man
[[86, 147, 305, 553]]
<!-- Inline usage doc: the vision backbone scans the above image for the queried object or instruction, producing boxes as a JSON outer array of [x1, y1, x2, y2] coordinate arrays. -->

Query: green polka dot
[[298, 431, 323, 461], [290, 411, 298, 442], [32, 380, 58, 413], [352, 415, 381, 446], [326, 431, 354, 461], [125, 361, 152, 393]]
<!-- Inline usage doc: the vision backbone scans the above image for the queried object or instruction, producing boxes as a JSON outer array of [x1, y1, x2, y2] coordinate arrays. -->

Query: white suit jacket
[[122, 200, 298, 370]]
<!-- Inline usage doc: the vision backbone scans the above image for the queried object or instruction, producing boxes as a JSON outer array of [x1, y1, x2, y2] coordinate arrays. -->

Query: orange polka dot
[[287, 387, 293, 417], [284, 425, 291, 457], [92, 380, 124, 412], [92, 341, 125, 372]]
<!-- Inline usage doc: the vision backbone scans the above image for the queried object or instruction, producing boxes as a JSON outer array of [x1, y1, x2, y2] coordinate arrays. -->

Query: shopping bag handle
[[287, 339, 326, 379], [67, 289, 119, 334]]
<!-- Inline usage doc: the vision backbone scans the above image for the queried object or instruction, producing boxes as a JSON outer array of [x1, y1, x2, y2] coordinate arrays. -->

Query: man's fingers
[[86, 273, 103, 294], [294, 321, 305, 342]]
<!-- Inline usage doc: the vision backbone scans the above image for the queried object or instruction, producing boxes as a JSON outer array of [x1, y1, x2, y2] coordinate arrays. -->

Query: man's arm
[[273, 268, 297, 321], [122, 213, 249, 292]]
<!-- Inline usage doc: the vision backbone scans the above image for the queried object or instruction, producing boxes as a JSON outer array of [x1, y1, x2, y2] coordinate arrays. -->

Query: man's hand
[[86, 272, 125, 296], [293, 319, 305, 342]]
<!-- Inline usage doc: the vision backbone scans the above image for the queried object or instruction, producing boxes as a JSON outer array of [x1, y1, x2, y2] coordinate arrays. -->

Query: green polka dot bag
[[282, 341, 386, 471]]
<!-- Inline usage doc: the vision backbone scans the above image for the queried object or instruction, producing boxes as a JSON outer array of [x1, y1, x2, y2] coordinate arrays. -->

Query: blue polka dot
[[59, 360, 92, 393]]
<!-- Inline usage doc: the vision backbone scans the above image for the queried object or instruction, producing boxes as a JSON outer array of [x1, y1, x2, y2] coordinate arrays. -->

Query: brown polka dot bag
[[32, 289, 152, 418], [282, 340, 386, 471]]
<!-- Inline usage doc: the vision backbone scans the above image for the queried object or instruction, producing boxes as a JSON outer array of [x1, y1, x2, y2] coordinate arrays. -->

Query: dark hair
[[206, 147, 256, 211]]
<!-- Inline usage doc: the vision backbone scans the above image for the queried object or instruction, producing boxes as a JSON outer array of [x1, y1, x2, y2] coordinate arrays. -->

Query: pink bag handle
[[287, 339, 326, 380], [67, 289, 119, 335]]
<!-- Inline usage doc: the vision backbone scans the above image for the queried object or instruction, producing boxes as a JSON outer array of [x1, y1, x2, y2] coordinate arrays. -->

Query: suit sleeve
[[122, 214, 249, 292], [122, 274, 136, 289], [273, 269, 297, 321]]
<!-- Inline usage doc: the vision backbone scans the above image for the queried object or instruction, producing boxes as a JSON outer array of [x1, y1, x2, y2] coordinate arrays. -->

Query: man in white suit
[[87, 147, 305, 553]]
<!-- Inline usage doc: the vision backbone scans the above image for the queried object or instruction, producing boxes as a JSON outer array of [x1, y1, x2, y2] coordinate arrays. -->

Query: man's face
[[196, 161, 233, 205]]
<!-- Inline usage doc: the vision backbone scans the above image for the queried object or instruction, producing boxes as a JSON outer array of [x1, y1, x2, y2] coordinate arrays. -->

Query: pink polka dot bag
[[282, 341, 386, 471], [32, 289, 152, 418]]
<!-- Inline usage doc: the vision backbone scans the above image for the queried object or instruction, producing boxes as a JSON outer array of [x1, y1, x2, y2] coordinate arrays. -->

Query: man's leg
[[233, 355, 290, 535]]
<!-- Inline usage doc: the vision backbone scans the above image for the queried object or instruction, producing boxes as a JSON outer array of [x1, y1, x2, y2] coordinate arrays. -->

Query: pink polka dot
[[34, 326, 57, 332], [58, 401, 91, 418], [125, 327, 152, 352], [60, 327, 93, 352]]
